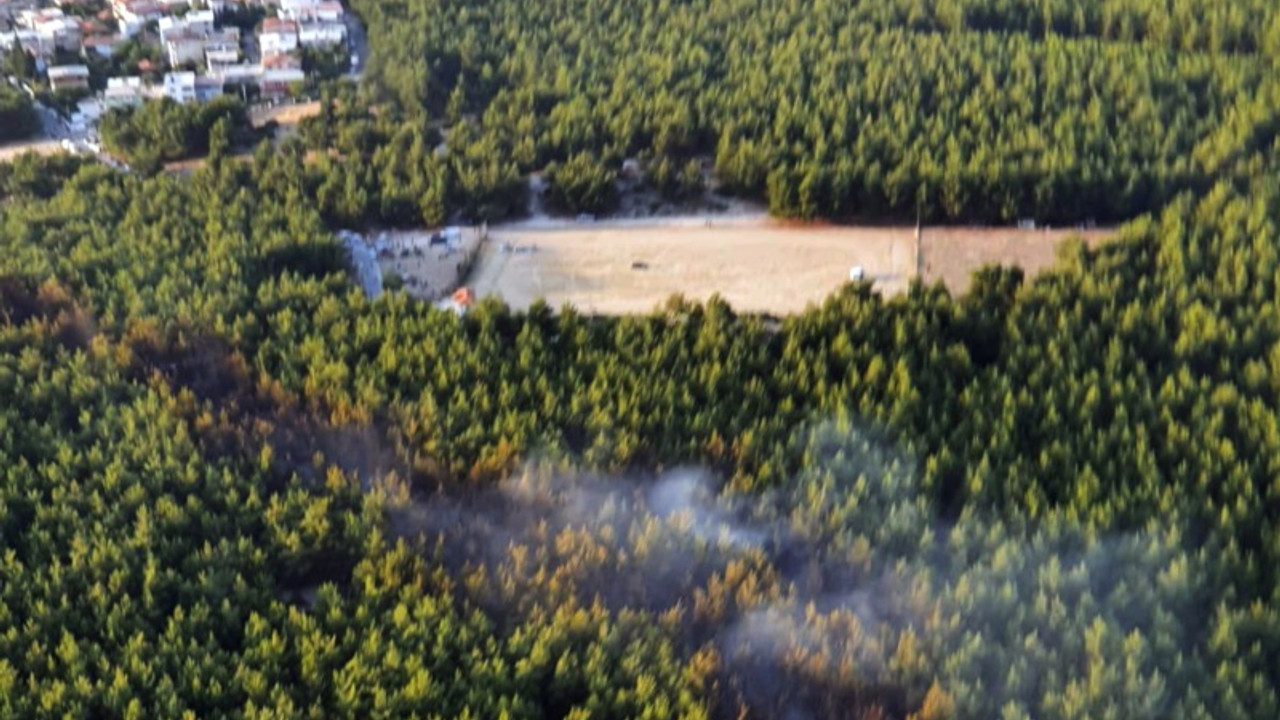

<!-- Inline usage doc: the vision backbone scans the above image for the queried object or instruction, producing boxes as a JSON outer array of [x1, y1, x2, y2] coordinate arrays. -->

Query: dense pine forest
[[97, 98, 255, 174], [3, 150, 1280, 717], [4, 0, 1280, 718], [286, 0, 1280, 224]]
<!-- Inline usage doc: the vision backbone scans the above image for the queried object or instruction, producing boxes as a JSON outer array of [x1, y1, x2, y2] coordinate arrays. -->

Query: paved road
[[343, 10, 369, 79], [35, 100, 67, 140]]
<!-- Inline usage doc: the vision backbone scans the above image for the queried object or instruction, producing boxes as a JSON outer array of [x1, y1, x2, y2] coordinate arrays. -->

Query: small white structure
[[849, 266, 865, 281]]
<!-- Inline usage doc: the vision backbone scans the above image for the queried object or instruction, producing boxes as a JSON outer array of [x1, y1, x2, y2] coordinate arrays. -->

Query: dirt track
[[0, 140, 66, 163]]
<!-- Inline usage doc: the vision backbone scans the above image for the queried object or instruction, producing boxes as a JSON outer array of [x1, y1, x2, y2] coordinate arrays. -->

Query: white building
[[163, 70, 196, 103], [297, 21, 344, 47]]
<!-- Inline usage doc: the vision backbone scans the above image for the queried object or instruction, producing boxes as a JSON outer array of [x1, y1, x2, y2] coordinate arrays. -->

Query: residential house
[[163, 32, 205, 65], [164, 27, 239, 67], [158, 10, 213, 41], [209, 62, 261, 84], [163, 70, 195, 102], [315, 1, 342, 22], [258, 67, 302, 99], [261, 51, 300, 70], [80, 33, 124, 59], [278, 0, 340, 22], [297, 21, 343, 47], [114, 0, 162, 36], [194, 74, 223, 101], [257, 18, 297, 55], [276, 0, 316, 21], [6, 28, 53, 59], [47, 63, 90, 91], [17, 8, 81, 52], [103, 76, 145, 109], [203, 29, 240, 67]]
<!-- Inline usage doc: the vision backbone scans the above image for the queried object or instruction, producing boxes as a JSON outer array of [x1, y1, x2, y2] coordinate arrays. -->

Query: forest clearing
[[462, 217, 1111, 314]]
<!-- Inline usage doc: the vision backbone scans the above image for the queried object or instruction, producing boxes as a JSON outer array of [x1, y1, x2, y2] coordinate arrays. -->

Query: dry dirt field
[[921, 225, 1113, 294], [465, 217, 1113, 315], [469, 218, 917, 315]]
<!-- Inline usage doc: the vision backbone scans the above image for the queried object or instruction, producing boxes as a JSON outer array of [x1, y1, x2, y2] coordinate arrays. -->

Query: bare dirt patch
[[250, 101, 322, 128], [0, 140, 67, 163], [374, 228, 483, 301]]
